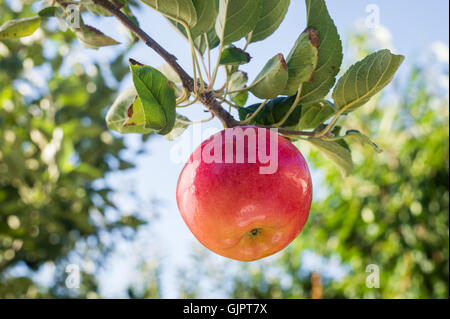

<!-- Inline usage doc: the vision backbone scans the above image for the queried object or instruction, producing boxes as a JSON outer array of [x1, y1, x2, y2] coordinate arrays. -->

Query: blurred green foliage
[[0, 1, 146, 298]]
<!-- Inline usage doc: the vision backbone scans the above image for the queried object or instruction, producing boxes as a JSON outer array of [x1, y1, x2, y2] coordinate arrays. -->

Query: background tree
[[0, 0, 148, 298]]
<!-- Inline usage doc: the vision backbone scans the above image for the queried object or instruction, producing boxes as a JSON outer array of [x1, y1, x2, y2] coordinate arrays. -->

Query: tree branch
[[92, 0, 192, 88], [90, 0, 318, 137], [91, 0, 239, 128]]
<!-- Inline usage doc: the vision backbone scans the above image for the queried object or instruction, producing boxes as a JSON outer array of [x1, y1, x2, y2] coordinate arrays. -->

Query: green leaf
[[250, 0, 290, 43], [332, 49, 405, 112], [166, 0, 219, 54], [215, 0, 263, 45], [228, 71, 248, 107], [283, 28, 319, 96], [219, 46, 251, 65], [157, 64, 182, 84], [0, 16, 40, 39], [129, 59, 176, 135], [238, 96, 301, 127], [124, 97, 148, 129], [173, 85, 185, 99], [190, 0, 218, 38], [140, 0, 197, 27], [232, 91, 248, 108], [250, 53, 289, 99], [306, 138, 353, 177], [340, 130, 382, 153], [296, 100, 336, 130], [74, 24, 120, 49], [300, 0, 343, 104], [83, 2, 113, 16], [105, 87, 154, 134], [168, 0, 218, 45], [165, 114, 191, 140], [38, 6, 62, 18], [157, 64, 186, 99]]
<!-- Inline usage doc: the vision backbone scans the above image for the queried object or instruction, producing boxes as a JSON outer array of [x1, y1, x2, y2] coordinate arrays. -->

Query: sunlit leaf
[[157, 64, 186, 99], [74, 24, 120, 49], [157, 64, 182, 84], [189, 0, 218, 38], [215, 0, 263, 45], [332, 49, 405, 112], [250, 53, 289, 99], [283, 28, 319, 96], [164, 114, 191, 140], [296, 100, 336, 130], [306, 137, 353, 176], [0, 16, 40, 39], [250, 0, 290, 43], [339, 129, 382, 153], [300, 0, 343, 104], [140, 0, 197, 27], [130, 59, 176, 135], [228, 71, 249, 106], [105, 87, 153, 134]]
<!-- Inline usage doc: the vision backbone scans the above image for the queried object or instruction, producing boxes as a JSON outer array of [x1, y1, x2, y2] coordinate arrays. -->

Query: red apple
[[176, 126, 313, 261]]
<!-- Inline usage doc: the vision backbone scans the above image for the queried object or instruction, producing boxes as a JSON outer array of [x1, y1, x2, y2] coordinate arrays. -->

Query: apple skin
[[176, 126, 313, 261]]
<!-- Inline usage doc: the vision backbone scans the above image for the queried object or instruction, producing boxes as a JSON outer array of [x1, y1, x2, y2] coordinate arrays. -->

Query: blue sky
[[11, 0, 448, 298], [96, 0, 449, 298]]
